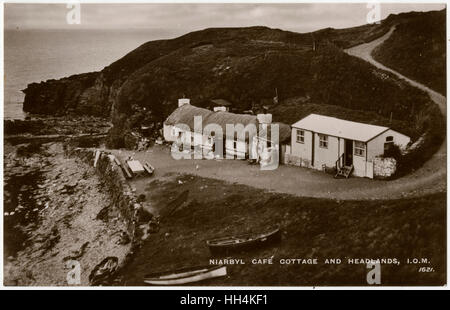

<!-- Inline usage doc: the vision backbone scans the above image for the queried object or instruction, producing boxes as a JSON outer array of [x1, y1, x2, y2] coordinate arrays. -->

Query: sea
[[3, 29, 179, 120]]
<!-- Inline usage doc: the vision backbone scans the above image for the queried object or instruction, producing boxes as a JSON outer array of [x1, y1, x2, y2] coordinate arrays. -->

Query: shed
[[290, 114, 410, 178]]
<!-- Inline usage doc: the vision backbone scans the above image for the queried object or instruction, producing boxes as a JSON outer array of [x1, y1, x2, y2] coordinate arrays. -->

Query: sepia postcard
[[1, 1, 448, 291]]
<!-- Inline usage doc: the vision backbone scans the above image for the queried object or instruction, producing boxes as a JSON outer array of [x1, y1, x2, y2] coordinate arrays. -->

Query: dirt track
[[345, 27, 447, 116]]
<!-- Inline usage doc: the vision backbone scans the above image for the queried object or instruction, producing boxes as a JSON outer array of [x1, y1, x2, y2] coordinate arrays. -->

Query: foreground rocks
[[3, 142, 131, 286], [4, 116, 111, 136]]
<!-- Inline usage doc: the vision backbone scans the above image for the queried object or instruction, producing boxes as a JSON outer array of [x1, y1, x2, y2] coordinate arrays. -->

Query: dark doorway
[[344, 139, 353, 166]]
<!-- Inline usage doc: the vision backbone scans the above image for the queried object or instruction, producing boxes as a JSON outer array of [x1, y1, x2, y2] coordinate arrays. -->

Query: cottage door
[[344, 139, 353, 166]]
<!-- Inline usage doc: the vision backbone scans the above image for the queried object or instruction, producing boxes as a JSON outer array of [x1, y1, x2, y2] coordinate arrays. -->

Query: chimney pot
[[178, 98, 190, 107]]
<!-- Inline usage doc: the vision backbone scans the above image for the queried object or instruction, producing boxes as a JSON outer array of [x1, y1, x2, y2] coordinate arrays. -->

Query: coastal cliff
[[21, 10, 445, 149], [23, 72, 109, 116]]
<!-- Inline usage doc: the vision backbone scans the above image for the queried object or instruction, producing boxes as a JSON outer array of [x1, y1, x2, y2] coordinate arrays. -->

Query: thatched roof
[[165, 105, 257, 133], [164, 105, 213, 131], [164, 104, 291, 143]]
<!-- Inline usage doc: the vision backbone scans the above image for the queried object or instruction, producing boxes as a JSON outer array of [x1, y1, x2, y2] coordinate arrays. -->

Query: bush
[[395, 104, 445, 177], [383, 144, 402, 160], [124, 132, 139, 150], [106, 127, 125, 149]]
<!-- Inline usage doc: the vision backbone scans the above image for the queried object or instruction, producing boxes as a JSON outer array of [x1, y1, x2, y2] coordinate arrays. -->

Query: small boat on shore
[[144, 265, 226, 285], [207, 225, 281, 255], [143, 162, 155, 176]]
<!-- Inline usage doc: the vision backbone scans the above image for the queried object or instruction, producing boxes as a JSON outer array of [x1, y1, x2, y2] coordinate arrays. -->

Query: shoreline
[[3, 142, 134, 285], [3, 118, 144, 286]]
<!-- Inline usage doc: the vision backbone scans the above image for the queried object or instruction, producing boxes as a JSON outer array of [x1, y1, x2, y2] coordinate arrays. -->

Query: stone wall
[[373, 157, 397, 178], [284, 153, 312, 168], [65, 147, 157, 284], [65, 147, 146, 244]]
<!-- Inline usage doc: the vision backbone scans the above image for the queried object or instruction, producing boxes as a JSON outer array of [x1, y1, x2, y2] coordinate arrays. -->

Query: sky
[[4, 2, 446, 34]]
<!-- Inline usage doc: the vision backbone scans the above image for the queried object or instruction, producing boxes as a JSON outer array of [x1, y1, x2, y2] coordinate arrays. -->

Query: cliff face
[[21, 24, 388, 120], [21, 10, 445, 147], [23, 72, 108, 116]]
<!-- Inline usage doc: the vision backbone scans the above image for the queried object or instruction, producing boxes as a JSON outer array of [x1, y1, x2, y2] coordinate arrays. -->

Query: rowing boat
[[143, 162, 155, 175], [207, 225, 281, 255], [143, 265, 226, 285]]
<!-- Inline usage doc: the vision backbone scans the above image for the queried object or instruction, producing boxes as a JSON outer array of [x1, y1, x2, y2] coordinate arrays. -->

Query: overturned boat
[[207, 225, 281, 255], [143, 265, 226, 285]]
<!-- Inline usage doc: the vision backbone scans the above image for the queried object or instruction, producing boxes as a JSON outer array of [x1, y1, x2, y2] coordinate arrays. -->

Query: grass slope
[[110, 33, 436, 147], [118, 174, 446, 286]]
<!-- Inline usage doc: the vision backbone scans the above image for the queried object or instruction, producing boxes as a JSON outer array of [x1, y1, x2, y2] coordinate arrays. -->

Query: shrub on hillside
[[106, 127, 125, 149], [395, 104, 445, 177]]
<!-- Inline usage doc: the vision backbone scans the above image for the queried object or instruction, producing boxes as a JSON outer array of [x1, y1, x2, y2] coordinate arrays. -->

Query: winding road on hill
[[343, 26, 446, 198], [116, 26, 446, 201], [345, 26, 447, 116]]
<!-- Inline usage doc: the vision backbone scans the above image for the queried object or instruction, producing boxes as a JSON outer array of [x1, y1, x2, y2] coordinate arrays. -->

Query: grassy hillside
[[117, 174, 446, 286], [110, 31, 435, 139], [372, 10, 446, 95], [22, 11, 445, 166]]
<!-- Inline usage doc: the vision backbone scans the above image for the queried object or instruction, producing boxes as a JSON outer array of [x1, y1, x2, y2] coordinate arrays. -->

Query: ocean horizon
[[3, 28, 181, 120]]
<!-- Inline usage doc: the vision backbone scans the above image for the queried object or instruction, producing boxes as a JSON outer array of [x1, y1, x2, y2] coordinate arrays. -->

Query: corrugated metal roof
[[292, 114, 389, 142]]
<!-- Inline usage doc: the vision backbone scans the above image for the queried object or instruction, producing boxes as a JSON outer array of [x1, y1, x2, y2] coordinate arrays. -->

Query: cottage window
[[296, 130, 305, 143], [384, 136, 394, 153], [319, 134, 328, 148], [172, 128, 180, 137], [354, 141, 365, 157]]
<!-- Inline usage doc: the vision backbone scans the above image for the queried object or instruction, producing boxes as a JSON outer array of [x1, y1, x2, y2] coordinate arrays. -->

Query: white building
[[163, 99, 291, 160], [289, 114, 411, 178]]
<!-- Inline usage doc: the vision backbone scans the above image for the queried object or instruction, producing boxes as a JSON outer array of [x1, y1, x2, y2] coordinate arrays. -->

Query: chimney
[[213, 106, 227, 112], [257, 113, 272, 124], [178, 98, 190, 107]]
